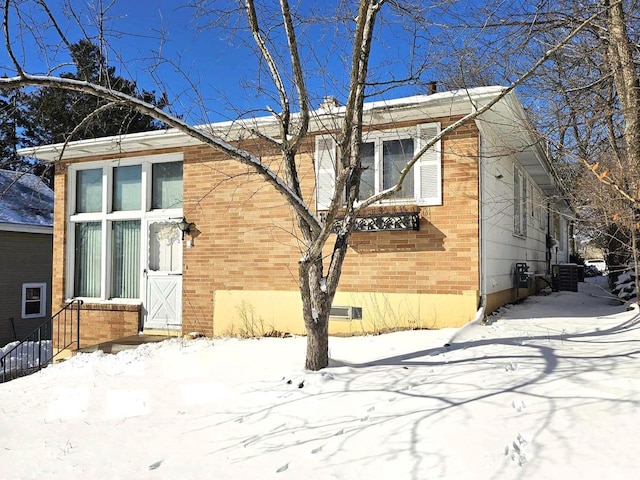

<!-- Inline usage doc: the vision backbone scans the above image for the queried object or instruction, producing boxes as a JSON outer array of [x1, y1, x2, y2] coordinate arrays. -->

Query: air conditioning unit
[[329, 306, 363, 321]]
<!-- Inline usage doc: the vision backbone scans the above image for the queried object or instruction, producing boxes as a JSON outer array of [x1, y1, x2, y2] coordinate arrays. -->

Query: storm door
[[144, 221, 182, 330]]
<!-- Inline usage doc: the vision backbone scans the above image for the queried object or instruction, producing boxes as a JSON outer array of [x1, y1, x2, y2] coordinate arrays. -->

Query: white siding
[[479, 127, 569, 296]]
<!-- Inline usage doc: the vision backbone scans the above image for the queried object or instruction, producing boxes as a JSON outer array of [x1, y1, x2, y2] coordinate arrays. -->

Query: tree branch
[[355, 1, 620, 213], [1, 73, 321, 234]]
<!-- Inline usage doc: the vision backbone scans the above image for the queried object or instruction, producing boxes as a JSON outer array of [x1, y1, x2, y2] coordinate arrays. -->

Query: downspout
[[546, 201, 552, 274], [477, 128, 487, 321]]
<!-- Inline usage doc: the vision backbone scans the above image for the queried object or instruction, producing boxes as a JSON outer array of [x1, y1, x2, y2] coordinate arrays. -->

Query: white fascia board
[[0, 223, 53, 234], [18, 86, 508, 162]]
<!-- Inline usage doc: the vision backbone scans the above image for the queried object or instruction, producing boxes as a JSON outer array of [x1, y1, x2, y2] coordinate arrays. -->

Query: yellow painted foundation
[[212, 289, 479, 336]]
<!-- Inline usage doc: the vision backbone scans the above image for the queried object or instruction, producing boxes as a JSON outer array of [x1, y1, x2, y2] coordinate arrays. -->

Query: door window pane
[[76, 169, 102, 213], [152, 162, 183, 209], [113, 165, 141, 211], [149, 222, 182, 272], [75, 222, 102, 297], [358, 142, 375, 200], [383, 138, 414, 199], [112, 220, 141, 299]]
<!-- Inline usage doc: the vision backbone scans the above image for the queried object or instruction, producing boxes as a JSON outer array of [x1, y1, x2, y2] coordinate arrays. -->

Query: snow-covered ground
[[2, 277, 639, 479]]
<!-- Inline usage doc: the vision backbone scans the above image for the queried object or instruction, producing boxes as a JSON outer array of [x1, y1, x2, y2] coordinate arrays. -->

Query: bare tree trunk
[[605, 0, 640, 303], [304, 315, 329, 370], [299, 257, 332, 370]]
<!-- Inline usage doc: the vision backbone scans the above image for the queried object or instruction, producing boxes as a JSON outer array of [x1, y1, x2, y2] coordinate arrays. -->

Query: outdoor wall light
[[176, 217, 193, 240]]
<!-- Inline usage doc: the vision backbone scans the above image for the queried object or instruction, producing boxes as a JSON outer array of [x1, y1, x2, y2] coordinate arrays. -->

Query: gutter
[[0, 223, 53, 234]]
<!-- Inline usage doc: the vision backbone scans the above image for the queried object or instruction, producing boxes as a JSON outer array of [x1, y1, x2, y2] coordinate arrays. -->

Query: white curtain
[[113, 166, 142, 211], [76, 169, 102, 213], [74, 222, 102, 297], [152, 162, 183, 209], [112, 220, 140, 298]]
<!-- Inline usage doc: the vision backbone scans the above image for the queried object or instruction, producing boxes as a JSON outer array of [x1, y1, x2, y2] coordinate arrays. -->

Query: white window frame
[[22, 282, 46, 319], [314, 124, 442, 210], [66, 153, 184, 303]]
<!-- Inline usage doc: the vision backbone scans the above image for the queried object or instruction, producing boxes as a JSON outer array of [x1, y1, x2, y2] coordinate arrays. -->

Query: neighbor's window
[[69, 155, 183, 301], [314, 124, 441, 210], [22, 283, 46, 319]]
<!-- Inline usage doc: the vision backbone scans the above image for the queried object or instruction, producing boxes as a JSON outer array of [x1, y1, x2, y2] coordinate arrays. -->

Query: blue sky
[[1, 1, 507, 124]]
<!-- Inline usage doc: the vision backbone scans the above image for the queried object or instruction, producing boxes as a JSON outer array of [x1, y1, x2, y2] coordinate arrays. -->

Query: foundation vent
[[330, 306, 363, 320]]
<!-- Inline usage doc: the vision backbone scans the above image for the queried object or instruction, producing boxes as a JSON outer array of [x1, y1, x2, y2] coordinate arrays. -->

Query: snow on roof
[[0, 169, 53, 229], [17, 86, 510, 162]]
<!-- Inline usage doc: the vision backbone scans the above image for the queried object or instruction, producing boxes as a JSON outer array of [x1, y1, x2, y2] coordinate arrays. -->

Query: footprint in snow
[[367, 406, 375, 413], [311, 446, 323, 454], [276, 463, 289, 473], [334, 428, 344, 436], [505, 432, 532, 466], [505, 362, 519, 372], [148, 460, 163, 470], [511, 400, 526, 412]]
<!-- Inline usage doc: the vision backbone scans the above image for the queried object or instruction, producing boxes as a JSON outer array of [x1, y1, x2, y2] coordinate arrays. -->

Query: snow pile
[[611, 268, 637, 301], [0, 340, 52, 379], [1, 277, 639, 479]]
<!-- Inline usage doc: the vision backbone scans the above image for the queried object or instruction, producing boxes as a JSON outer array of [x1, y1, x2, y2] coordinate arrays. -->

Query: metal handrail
[[0, 299, 83, 384]]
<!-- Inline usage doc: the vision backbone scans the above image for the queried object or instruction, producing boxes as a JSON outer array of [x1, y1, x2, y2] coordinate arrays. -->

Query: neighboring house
[[0, 170, 53, 347], [18, 86, 571, 348]]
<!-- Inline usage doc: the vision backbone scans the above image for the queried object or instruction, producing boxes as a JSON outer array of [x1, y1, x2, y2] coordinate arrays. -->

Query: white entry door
[[144, 221, 182, 330]]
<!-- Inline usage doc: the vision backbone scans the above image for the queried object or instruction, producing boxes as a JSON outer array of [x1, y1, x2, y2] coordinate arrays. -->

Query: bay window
[[68, 154, 183, 301]]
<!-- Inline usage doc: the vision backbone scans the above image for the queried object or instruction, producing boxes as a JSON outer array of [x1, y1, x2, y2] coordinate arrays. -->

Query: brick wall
[[181, 116, 480, 336]]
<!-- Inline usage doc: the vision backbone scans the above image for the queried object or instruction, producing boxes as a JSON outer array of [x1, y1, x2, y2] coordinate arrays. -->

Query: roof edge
[[18, 86, 507, 162]]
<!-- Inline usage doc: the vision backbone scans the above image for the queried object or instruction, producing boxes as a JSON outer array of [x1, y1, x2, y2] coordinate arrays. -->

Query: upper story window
[[314, 123, 442, 210]]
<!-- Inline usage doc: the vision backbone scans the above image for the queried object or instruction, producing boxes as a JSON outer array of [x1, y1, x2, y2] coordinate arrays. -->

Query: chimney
[[319, 96, 340, 111], [427, 81, 438, 95]]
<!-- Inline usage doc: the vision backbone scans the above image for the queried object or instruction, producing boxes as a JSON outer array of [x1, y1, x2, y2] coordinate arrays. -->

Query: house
[[18, 86, 571, 348], [0, 170, 53, 347]]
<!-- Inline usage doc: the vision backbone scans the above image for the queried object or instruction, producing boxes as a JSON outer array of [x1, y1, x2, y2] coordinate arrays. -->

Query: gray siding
[[0, 231, 53, 347]]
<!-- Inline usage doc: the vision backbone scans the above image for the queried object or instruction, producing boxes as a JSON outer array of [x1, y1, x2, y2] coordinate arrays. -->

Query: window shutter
[[315, 135, 337, 211], [416, 123, 442, 206]]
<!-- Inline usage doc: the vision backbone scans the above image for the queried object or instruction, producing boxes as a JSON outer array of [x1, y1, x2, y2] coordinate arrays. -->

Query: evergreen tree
[[0, 87, 25, 171], [22, 39, 168, 147]]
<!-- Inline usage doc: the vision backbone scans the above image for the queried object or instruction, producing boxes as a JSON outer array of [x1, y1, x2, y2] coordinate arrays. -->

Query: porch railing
[[0, 299, 83, 384]]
